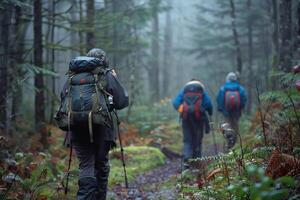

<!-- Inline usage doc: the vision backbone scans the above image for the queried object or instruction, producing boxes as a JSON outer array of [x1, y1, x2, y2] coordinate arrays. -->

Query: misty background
[[1, 0, 299, 134]]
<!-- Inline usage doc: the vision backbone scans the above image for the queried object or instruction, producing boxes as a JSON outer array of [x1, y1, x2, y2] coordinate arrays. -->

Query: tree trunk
[[271, 0, 279, 89], [34, 0, 47, 147], [262, 0, 272, 90], [49, 0, 56, 123], [86, 0, 95, 51], [79, 0, 84, 54], [70, 1, 78, 57], [150, 0, 160, 102], [246, 0, 253, 114], [297, 1, 300, 59], [272, 0, 279, 60], [162, 0, 172, 98], [111, 0, 119, 67], [0, 6, 12, 133], [279, 0, 292, 72], [11, 5, 25, 126], [229, 0, 243, 73], [125, 26, 138, 123]]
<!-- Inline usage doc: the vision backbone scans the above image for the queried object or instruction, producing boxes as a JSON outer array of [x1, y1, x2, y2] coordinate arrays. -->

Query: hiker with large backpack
[[172, 79, 213, 169], [216, 72, 247, 149], [55, 48, 128, 200]]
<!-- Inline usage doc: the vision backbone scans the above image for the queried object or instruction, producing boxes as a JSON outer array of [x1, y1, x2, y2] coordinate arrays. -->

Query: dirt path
[[108, 158, 181, 200], [108, 142, 222, 200]]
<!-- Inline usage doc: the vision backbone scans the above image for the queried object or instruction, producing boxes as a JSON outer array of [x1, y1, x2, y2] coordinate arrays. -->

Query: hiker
[[172, 79, 213, 169], [216, 72, 247, 148], [56, 48, 128, 200]]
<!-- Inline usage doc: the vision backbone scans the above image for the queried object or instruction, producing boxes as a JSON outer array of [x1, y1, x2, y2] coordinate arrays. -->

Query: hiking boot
[[77, 177, 97, 200], [95, 178, 107, 200], [95, 162, 110, 200], [183, 162, 190, 171]]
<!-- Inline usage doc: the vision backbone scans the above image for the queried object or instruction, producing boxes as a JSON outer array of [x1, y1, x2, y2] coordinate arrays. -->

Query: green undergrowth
[[148, 120, 183, 153], [179, 163, 297, 200], [121, 101, 177, 134], [109, 146, 166, 186], [0, 132, 166, 199], [178, 110, 299, 200], [164, 122, 183, 153]]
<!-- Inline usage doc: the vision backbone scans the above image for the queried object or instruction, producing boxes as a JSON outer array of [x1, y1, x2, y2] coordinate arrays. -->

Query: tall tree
[[261, 0, 272, 90], [111, 0, 118, 67], [162, 0, 172, 98], [296, 1, 300, 59], [86, 0, 95, 51], [79, 0, 84, 54], [246, 0, 253, 113], [272, 0, 279, 63], [149, 0, 160, 101], [270, 0, 279, 89], [279, 0, 292, 72], [229, 0, 243, 73], [34, 0, 47, 147], [11, 5, 27, 125], [0, 5, 11, 133], [45, 0, 56, 123]]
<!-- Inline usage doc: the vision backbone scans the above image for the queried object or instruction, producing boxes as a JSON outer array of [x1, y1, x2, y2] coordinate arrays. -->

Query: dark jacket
[[60, 69, 129, 144], [105, 70, 129, 110]]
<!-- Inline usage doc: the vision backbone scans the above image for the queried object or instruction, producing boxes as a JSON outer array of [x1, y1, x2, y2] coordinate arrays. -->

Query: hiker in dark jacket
[[216, 72, 247, 148], [60, 48, 128, 200], [172, 79, 213, 169]]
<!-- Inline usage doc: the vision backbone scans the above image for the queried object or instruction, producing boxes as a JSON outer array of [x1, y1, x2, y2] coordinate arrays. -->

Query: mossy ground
[[109, 146, 166, 186]]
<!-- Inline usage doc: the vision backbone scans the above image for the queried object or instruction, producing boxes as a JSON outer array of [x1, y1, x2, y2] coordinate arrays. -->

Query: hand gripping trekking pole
[[113, 110, 129, 188]]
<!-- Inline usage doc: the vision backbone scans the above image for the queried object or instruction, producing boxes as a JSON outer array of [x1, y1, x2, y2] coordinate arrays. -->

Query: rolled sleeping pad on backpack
[[69, 56, 104, 73], [184, 80, 205, 90]]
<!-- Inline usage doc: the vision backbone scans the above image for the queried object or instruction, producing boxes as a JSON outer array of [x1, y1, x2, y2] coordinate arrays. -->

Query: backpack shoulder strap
[[67, 74, 75, 132]]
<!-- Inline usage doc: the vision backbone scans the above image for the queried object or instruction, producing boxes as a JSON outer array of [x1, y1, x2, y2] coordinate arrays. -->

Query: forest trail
[[108, 143, 221, 200], [109, 158, 181, 200]]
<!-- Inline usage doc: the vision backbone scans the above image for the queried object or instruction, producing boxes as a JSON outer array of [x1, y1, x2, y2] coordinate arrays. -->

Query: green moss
[[109, 146, 166, 186]]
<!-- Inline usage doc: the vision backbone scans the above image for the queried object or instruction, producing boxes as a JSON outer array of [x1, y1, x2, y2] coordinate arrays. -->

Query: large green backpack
[[55, 56, 112, 142]]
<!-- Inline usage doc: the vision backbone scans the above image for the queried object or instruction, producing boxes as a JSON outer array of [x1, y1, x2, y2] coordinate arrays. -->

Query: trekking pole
[[113, 110, 129, 188], [209, 115, 218, 156], [64, 139, 73, 195]]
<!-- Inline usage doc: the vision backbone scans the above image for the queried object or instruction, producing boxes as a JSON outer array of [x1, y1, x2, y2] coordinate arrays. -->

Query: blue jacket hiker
[[172, 79, 213, 169], [216, 72, 247, 149], [216, 73, 247, 118]]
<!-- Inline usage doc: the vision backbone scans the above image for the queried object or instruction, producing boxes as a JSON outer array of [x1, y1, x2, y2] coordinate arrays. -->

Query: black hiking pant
[[72, 125, 114, 200], [182, 117, 204, 168]]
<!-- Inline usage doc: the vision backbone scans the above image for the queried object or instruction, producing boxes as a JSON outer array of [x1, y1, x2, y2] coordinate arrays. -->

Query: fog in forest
[[1, 0, 299, 199], [2, 0, 294, 122]]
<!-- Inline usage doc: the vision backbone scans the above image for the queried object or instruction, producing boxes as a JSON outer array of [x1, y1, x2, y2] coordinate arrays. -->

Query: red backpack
[[182, 83, 203, 120], [224, 90, 241, 112]]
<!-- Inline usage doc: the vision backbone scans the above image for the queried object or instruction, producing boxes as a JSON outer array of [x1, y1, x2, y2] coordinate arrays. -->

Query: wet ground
[[107, 143, 223, 200], [108, 158, 181, 200]]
